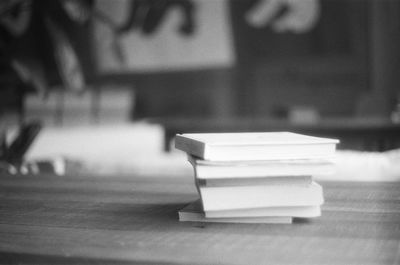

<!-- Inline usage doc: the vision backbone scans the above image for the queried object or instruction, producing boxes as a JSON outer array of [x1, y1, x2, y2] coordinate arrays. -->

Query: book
[[199, 181, 323, 211], [175, 132, 339, 161], [188, 155, 335, 179], [196, 175, 312, 187], [182, 200, 320, 219], [205, 204, 321, 218], [178, 200, 293, 224]]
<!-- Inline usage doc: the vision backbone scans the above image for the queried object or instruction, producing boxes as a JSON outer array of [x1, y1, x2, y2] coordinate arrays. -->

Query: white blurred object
[[288, 106, 319, 124], [24, 122, 192, 176], [26, 122, 163, 163], [22, 156, 83, 176], [315, 149, 400, 182], [24, 121, 400, 181], [245, 0, 320, 33]]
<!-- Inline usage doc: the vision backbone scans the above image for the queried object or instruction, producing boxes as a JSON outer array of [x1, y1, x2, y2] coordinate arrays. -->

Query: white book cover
[[178, 201, 293, 224], [196, 176, 313, 187], [199, 181, 324, 211], [175, 132, 339, 161], [188, 155, 335, 179], [205, 204, 321, 218]]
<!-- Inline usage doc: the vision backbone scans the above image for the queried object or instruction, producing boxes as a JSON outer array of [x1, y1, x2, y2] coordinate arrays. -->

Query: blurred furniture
[[227, 0, 370, 117], [155, 116, 400, 151], [93, 1, 377, 120], [89, 1, 400, 122], [97, 67, 235, 120], [0, 173, 399, 264], [230, 0, 399, 118]]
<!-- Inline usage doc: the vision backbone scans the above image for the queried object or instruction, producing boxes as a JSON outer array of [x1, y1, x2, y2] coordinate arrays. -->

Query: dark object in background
[[0, 120, 41, 174], [0, 0, 95, 116], [117, 0, 196, 36]]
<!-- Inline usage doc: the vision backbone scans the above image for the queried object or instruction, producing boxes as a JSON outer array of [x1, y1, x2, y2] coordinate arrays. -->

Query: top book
[[175, 132, 339, 161]]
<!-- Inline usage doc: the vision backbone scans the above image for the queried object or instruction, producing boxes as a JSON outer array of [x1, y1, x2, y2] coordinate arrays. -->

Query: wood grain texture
[[0, 173, 399, 264]]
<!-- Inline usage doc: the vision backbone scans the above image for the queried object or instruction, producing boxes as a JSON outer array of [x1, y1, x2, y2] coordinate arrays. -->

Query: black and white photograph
[[0, 0, 399, 264]]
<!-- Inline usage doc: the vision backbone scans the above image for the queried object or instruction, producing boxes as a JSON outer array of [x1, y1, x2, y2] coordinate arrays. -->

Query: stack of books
[[175, 132, 339, 224]]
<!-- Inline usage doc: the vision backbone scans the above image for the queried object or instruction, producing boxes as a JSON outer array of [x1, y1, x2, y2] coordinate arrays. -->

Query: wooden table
[[0, 173, 399, 264]]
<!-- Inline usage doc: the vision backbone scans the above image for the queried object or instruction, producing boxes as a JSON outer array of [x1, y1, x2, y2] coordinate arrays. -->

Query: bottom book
[[199, 181, 323, 211], [178, 200, 292, 224]]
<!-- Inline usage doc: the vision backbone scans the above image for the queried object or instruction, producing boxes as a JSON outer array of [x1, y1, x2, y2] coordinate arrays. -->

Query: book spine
[[194, 164, 334, 179], [201, 176, 313, 187], [200, 143, 337, 161], [199, 182, 324, 211], [175, 135, 206, 158]]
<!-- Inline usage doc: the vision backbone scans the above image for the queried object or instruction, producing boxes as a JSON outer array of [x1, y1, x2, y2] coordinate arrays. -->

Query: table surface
[[0, 173, 400, 265]]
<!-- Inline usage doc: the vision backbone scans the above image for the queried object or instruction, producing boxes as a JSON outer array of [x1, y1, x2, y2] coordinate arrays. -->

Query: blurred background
[[1, 0, 400, 176]]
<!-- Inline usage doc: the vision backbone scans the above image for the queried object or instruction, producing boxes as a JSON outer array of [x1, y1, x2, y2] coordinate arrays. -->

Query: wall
[[92, 0, 398, 120]]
